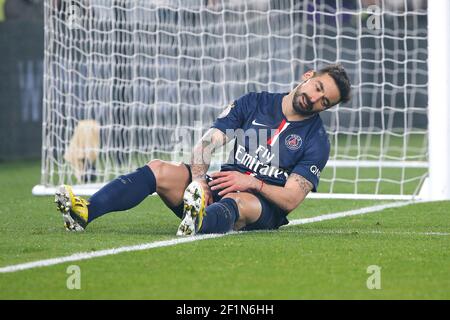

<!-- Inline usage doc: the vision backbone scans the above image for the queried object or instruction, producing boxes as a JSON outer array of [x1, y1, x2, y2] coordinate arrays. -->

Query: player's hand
[[208, 171, 259, 196], [193, 178, 214, 206]]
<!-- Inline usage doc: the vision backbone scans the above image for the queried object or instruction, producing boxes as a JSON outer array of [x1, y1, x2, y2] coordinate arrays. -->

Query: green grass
[[320, 167, 427, 195], [329, 132, 428, 161], [0, 160, 449, 299]]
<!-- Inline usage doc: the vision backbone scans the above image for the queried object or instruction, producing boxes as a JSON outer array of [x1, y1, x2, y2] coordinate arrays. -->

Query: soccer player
[[55, 64, 351, 235]]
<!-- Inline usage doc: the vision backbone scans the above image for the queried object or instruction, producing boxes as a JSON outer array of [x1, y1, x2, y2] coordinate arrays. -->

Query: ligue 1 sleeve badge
[[218, 101, 236, 119], [285, 134, 303, 150]]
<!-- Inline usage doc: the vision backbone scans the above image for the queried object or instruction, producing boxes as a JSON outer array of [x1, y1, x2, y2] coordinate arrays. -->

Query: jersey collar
[[277, 93, 319, 125]]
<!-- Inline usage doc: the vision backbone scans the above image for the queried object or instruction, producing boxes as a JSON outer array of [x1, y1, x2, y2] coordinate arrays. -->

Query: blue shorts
[[169, 165, 289, 231]]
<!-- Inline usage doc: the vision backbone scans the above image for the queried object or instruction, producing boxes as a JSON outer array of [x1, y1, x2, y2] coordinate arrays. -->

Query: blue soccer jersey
[[212, 91, 330, 192]]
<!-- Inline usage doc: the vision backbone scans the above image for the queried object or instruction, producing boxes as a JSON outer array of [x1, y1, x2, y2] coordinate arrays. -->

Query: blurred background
[[0, 0, 44, 160]]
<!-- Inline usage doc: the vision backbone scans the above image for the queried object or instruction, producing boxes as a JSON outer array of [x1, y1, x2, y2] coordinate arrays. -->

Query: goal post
[[33, 0, 449, 201], [426, 0, 450, 201]]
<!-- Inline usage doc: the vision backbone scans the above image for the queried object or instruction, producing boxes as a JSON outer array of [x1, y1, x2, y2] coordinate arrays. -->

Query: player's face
[[292, 73, 341, 117]]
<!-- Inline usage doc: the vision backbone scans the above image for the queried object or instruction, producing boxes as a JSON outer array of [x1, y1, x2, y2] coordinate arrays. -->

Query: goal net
[[34, 0, 429, 200]]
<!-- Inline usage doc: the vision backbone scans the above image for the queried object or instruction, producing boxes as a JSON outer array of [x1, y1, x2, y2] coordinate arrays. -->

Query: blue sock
[[197, 198, 240, 234], [87, 166, 156, 223]]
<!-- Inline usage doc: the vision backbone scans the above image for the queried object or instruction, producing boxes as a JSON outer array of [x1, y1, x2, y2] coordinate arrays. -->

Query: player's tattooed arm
[[191, 128, 228, 205], [288, 173, 314, 197], [258, 172, 313, 213], [190, 128, 228, 180]]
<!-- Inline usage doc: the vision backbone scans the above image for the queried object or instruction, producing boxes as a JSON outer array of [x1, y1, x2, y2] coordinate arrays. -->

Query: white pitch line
[[286, 200, 417, 227], [0, 234, 225, 274], [279, 230, 450, 236], [0, 200, 416, 274]]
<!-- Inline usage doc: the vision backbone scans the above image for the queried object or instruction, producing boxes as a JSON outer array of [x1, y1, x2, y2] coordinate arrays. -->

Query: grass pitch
[[0, 160, 449, 299]]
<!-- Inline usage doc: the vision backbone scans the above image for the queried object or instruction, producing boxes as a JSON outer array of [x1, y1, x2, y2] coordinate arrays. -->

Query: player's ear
[[302, 70, 316, 82]]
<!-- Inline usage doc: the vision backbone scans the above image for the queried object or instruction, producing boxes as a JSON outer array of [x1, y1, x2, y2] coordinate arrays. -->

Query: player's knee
[[222, 192, 262, 227], [147, 159, 167, 180], [222, 193, 242, 205], [221, 194, 246, 229], [147, 159, 183, 191]]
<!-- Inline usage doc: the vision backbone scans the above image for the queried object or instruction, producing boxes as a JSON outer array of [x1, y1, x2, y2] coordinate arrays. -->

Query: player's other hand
[[209, 171, 259, 196], [193, 178, 214, 206]]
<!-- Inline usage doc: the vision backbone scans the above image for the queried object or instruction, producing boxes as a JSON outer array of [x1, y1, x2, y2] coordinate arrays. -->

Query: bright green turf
[[320, 167, 427, 195], [329, 132, 427, 161], [0, 160, 449, 299]]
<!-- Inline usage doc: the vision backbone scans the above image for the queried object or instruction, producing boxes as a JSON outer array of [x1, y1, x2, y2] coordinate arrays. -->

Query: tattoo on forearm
[[191, 140, 212, 178], [289, 173, 313, 195], [190, 129, 227, 179]]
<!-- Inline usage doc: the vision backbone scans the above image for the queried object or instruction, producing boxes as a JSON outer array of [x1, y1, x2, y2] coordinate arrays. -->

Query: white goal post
[[33, 0, 450, 201], [425, 0, 450, 201]]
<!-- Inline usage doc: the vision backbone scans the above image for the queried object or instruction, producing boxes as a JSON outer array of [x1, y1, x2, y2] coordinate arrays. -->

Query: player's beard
[[292, 83, 318, 117]]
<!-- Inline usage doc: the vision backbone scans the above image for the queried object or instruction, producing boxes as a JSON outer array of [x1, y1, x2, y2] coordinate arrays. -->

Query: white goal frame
[[32, 1, 450, 201], [421, 0, 450, 201]]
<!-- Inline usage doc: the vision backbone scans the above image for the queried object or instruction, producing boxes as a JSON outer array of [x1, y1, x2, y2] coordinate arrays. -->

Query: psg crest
[[285, 134, 302, 151]]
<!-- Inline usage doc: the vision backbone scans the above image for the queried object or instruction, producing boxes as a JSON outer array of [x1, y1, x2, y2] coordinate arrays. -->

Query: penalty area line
[[0, 200, 416, 274]]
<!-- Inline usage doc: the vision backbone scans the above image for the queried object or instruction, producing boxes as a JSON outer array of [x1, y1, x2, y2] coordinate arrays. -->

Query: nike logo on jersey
[[252, 120, 268, 127]]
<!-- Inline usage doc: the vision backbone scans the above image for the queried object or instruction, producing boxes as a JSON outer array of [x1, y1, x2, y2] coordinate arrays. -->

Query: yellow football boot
[[176, 181, 206, 236], [54, 185, 89, 231]]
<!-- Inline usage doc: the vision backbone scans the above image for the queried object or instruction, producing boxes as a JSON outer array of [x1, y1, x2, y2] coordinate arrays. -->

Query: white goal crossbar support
[[425, 0, 450, 201]]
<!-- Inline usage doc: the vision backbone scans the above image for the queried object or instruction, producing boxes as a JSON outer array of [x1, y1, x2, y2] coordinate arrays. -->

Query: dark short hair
[[317, 64, 352, 104]]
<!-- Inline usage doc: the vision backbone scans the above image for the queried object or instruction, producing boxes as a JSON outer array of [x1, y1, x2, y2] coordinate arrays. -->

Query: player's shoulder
[[305, 116, 330, 150]]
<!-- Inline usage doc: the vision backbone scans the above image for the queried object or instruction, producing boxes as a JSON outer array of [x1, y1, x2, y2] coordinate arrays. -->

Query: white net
[[38, 0, 428, 198]]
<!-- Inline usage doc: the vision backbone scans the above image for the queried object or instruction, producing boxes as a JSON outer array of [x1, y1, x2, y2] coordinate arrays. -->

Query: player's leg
[[221, 192, 263, 230], [234, 193, 289, 232], [195, 192, 262, 234], [147, 160, 191, 213], [55, 160, 190, 230], [202, 191, 289, 233], [86, 160, 191, 222], [177, 180, 282, 235]]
